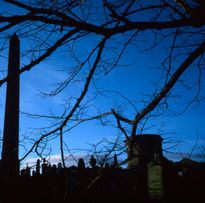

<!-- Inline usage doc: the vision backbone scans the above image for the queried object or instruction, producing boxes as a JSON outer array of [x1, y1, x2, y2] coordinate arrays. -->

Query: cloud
[[21, 153, 91, 169]]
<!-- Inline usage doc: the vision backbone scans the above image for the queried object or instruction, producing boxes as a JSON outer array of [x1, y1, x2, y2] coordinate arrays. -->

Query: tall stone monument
[[1, 34, 20, 176], [126, 134, 165, 200]]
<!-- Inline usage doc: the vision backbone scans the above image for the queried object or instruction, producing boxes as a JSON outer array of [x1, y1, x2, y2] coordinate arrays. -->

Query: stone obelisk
[[1, 34, 20, 176]]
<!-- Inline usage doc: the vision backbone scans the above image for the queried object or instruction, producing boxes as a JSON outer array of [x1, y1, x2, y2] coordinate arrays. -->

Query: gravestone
[[32, 169, 36, 176], [113, 154, 118, 167], [51, 164, 57, 177], [125, 134, 165, 200], [21, 164, 30, 177], [78, 158, 85, 169], [57, 163, 62, 176], [36, 159, 40, 175], [105, 163, 109, 168], [89, 156, 96, 168], [42, 158, 48, 174], [147, 152, 164, 200]]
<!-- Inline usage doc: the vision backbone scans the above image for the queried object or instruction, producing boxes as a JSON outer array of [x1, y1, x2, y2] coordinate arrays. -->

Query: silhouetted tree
[[0, 0, 204, 166]]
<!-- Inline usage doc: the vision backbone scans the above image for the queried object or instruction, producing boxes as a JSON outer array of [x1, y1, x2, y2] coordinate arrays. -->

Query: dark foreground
[[0, 158, 205, 203]]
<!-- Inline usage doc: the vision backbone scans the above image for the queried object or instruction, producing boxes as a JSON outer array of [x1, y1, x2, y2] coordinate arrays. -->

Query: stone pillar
[[41, 158, 47, 175], [1, 34, 20, 176], [113, 154, 118, 167], [36, 159, 40, 175], [126, 134, 164, 200]]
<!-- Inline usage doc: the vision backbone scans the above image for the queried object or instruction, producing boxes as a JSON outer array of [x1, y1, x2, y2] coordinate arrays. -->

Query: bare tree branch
[[135, 40, 205, 124], [20, 37, 108, 161]]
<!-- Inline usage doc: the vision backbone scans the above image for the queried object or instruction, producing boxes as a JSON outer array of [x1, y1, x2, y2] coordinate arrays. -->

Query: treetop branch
[[136, 40, 205, 123]]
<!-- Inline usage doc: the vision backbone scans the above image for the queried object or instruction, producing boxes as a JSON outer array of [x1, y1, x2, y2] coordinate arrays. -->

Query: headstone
[[105, 163, 109, 168], [113, 154, 118, 167], [147, 152, 165, 200], [26, 164, 31, 177], [89, 155, 96, 168], [20, 168, 26, 176], [32, 169, 36, 177], [52, 164, 57, 175], [100, 162, 104, 168], [47, 163, 52, 174], [36, 159, 40, 175], [78, 158, 85, 169], [57, 163, 62, 176], [42, 158, 47, 174], [21, 164, 30, 177], [125, 134, 165, 200]]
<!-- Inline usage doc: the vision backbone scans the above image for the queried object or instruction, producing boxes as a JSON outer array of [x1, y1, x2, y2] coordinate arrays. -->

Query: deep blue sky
[[0, 1, 204, 167], [1, 35, 204, 166]]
